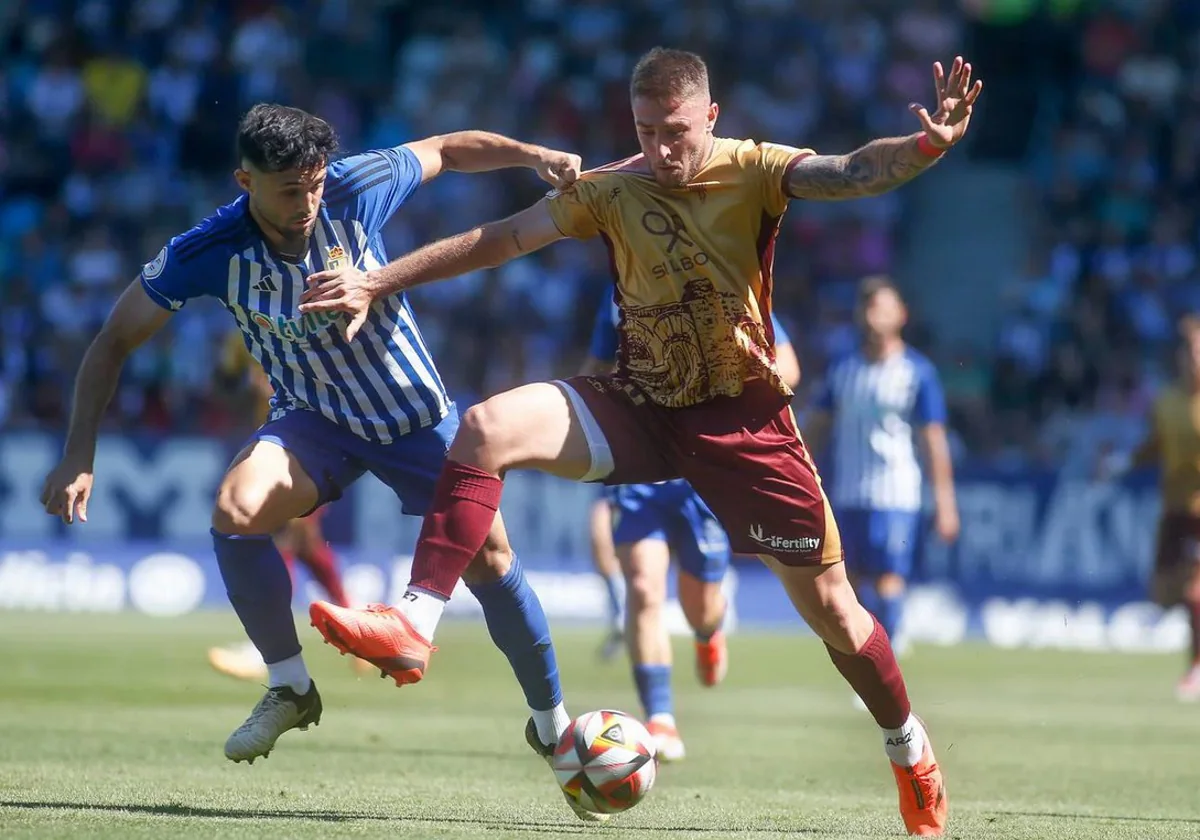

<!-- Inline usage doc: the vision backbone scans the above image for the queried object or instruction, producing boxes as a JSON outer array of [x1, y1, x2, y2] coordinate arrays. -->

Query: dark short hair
[[857, 275, 903, 309], [236, 104, 339, 173], [630, 47, 710, 102]]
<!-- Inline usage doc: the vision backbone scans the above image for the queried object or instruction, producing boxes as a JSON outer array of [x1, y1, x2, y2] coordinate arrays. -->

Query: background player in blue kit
[[39, 106, 590, 807], [581, 293, 800, 760], [805, 276, 959, 662]]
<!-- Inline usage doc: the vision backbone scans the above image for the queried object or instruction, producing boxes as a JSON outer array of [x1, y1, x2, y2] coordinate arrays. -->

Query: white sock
[[266, 653, 311, 694], [399, 587, 446, 641], [532, 702, 571, 747], [882, 713, 926, 767]]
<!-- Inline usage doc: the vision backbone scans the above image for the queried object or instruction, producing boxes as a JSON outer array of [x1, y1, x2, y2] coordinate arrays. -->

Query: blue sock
[[467, 554, 563, 711], [877, 593, 905, 641], [212, 529, 301, 664], [633, 664, 673, 720]]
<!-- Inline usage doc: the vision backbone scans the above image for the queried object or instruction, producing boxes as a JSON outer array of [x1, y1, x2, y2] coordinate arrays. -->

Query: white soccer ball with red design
[[551, 709, 657, 815]]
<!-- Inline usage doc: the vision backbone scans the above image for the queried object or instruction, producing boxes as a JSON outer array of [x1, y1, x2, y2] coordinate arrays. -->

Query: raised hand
[[910, 56, 983, 149]]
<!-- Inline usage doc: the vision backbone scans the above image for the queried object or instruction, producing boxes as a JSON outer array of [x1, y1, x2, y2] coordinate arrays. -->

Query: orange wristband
[[917, 135, 946, 158]]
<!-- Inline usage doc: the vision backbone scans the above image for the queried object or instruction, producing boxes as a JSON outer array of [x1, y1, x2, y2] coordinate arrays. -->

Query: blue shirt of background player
[[811, 346, 946, 513]]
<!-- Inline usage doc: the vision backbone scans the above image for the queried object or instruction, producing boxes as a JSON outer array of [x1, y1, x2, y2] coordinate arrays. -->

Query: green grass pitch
[[1, 612, 1198, 839]]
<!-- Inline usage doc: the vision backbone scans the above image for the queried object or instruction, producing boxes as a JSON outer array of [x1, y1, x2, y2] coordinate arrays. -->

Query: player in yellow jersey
[[207, 332, 371, 680], [1128, 317, 1200, 700], [299, 48, 980, 836]]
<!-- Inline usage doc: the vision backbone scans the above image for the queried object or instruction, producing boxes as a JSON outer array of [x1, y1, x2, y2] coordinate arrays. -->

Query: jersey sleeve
[[138, 236, 222, 311], [544, 177, 606, 240], [754, 141, 814, 217], [913, 359, 948, 427], [325, 145, 423, 237], [770, 313, 792, 347], [589, 293, 619, 364]]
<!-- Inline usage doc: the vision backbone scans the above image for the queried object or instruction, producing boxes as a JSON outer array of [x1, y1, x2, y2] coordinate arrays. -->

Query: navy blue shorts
[[838, 507, 920, 578], [610, 480, 730, 583], [248, 407, 459, 516]]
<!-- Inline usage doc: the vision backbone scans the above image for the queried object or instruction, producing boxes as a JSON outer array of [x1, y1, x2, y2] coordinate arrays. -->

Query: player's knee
[[212, 482, 276, 536], [452, 401, 512, 469], [624, 567, 666, 612]]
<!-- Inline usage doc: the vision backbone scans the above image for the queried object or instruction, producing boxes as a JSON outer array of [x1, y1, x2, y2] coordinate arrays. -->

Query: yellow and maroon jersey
[[1152, 385, 1200, 514], [545, 137, 810, 408]]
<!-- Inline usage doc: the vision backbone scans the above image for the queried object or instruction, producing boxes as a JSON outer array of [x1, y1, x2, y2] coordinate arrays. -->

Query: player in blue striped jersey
[[805, 276, 959, 659], [582, 292, 800, 760], [40, 106, 589, 798]]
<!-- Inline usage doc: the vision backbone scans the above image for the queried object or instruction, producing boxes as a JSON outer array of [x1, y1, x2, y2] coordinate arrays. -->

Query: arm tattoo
[[510, 228, 525, 253], [786, 134, 938, 200]]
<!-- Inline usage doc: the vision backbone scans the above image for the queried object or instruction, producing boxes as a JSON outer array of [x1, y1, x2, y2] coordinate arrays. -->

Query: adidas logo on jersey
[[251, 276, 279, 293]]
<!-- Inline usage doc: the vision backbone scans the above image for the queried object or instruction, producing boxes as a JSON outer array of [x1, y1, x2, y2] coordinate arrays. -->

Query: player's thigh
[[214, 440, 320, 535], [684, 442, 844, 569], [615, 510, 672, 608], [450, 382, 595, 478], [549, 376, 676, 484], [215, 411, 363, 535]]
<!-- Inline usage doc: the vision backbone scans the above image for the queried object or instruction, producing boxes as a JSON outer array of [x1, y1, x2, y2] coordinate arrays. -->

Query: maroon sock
[[296, 541, 349, 607], [1188, 601, 1200, 666], [408, 460, 503, 599], [826, 615, 911, 729]]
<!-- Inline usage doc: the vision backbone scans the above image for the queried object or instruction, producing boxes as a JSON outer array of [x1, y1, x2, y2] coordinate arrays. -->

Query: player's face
[[862, 288, 907, 339], [237, 164, 327, 245], [632, 93, 717, 187]]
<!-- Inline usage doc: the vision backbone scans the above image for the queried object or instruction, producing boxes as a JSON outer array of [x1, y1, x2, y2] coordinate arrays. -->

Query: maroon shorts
[[1152, 513, 1200, 607], [561, 375, 843, 566]]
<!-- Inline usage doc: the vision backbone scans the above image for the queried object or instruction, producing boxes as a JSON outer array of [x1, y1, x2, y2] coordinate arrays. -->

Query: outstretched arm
[[788, 56, 982, 201], [298, 199, 567, 340], [41, 280, 173, 523], [786, 134, 941, 200], [405, 132, 581, 188]]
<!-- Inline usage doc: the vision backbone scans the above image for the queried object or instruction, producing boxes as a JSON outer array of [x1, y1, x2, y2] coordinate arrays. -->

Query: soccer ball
[[551, 709, 657, 815]]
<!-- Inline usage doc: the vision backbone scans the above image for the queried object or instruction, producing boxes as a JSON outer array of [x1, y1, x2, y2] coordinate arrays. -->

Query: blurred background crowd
[[0, 0, 1195, 474]]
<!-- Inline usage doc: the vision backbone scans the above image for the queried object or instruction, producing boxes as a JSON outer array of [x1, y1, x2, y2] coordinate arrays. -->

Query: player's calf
[[766, 557, 946, 835]]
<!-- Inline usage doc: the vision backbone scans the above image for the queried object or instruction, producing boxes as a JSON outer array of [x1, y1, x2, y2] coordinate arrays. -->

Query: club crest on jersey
[[326, 244, 348, 270]]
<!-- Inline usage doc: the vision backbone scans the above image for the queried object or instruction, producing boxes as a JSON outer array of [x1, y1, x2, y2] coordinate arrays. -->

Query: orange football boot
[[309, 601, 434, 686], [890, 724, 948, 837], [694, 630, 728, 687]]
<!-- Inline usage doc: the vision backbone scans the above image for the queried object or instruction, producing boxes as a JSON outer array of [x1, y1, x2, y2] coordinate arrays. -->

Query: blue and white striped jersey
[[139, 145, 449, 444], [814, 347, 946, 512]]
